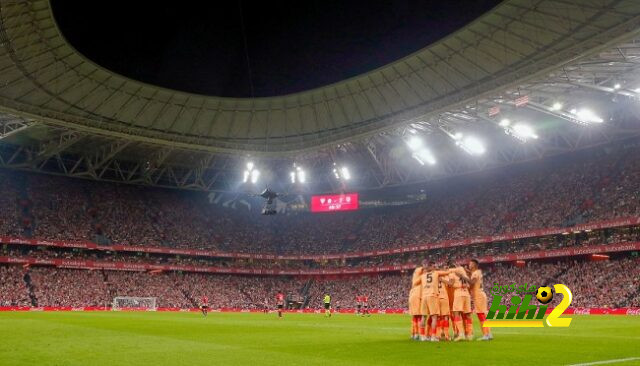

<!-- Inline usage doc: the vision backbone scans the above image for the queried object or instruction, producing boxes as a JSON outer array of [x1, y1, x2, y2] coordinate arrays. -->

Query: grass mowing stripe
[[1, 313, 638, 366], [566, 357, 640, 366]]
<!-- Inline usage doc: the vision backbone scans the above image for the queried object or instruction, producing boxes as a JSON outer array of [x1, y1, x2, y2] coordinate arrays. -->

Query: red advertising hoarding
[[310, 193, 359, 213]]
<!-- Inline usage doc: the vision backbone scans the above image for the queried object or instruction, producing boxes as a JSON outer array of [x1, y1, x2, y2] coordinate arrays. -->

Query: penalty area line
[[566, 357, 640, 366]]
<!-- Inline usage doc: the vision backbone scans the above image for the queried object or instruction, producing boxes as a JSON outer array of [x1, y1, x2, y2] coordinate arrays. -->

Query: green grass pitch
[[0, 312, 639, 366]]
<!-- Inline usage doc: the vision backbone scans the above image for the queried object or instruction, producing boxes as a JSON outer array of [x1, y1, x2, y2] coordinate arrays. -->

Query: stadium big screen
[[310, 193, 359, 213]]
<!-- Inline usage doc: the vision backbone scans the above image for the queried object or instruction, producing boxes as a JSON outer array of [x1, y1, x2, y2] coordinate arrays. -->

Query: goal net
[[112, 297, 157, 311]]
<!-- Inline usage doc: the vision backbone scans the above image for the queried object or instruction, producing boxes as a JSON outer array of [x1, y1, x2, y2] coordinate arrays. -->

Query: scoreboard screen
[[310, 193, 359, 213]]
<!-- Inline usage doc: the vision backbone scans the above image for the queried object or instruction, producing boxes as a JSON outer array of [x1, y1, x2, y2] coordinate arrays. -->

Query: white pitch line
[[566, 357, 640, 366], [495, 331, 640, 340]]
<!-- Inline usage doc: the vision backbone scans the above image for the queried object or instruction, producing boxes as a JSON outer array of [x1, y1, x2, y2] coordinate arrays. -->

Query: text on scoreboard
[[310, 193, 359, 212]]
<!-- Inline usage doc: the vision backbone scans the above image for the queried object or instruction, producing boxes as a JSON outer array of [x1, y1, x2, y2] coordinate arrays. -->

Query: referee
[[323, 293, 332, 317]]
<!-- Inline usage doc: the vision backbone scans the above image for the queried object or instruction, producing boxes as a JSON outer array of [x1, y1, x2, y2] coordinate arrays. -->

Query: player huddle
[[409, 259, 492, 342]]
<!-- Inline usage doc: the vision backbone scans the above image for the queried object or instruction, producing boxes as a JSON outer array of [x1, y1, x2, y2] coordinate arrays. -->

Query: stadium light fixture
[[250, 169, 260, 184], [406, 136, 423, 151], [457, 135, 485, 155], [510, 123, 538, 142], [290, 165, 306, 184], [332, 163, 350, 180], [406, 136, 436, 166], [499, 118, 511, 127], [570, 108, 603, 124], [243, 161, 259, 184], [340, 166, 351, 180], [441, 128, 485, 156], [613, 83, 621, 90], [551, 102, 563, 111], [412, 148, 436, 166]]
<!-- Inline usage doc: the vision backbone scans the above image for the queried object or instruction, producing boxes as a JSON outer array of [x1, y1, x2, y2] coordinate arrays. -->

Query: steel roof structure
[[1, 0, 640, 193]]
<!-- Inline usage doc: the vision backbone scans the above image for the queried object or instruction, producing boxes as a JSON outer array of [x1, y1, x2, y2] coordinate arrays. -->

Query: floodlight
[[412, 149, 436, 165], [406, 136, 423, 151], [340, 166, 351, 180], [573, 108, 603, 123], [250, 169, 260, 184], [458, 136, 485, 155], [512, 123, 538, 140]]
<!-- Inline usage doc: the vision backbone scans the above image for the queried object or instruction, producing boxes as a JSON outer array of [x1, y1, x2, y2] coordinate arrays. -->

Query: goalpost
[[112, 297, 157, 311]]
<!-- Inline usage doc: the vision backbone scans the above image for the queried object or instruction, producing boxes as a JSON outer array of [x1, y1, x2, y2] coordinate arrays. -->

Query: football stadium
[[1, 0, 640, 365]]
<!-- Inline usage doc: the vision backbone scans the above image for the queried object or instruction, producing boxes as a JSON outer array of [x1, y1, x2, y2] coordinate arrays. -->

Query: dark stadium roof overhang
[[1, 0, 640, 193]]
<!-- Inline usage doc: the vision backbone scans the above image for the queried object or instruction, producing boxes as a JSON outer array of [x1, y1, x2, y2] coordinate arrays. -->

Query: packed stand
[[0, 265, 31, 306], [0, 143, 638, 255], [1, 254, 638, 309], [1, 225, 638, 273]]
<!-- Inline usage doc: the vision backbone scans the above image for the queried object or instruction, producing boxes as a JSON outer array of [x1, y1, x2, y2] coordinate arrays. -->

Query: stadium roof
[[1, 0, 640, 192]]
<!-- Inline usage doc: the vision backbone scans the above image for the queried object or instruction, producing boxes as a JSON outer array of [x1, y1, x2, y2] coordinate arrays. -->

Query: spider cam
[[258, 188, 279, 215]]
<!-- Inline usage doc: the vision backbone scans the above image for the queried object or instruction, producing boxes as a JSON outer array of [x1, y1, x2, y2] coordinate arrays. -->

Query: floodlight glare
[[551, 102, 563, 111], [290, 171, 296, 183], [243, 170, 250, 183], [246, 162, 254, 171], [406, 136, 423, 151], [458, 136, 485, 155], [512, 123, 539, 140], [298, 170, 306, 183], [499, 118, 510, 127], [613, 83, 621, 90], [250, 169, 260, 184], [412, 149, 436, 166], [573, 108, 603, 124], [340, 166, 351, 180]]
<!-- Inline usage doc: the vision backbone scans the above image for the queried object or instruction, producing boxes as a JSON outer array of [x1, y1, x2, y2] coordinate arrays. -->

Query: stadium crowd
[[2, 225, 637, 273], [0, 142, 639, 313], [0, 144, 638, 256], [1, 255, 638, 309]]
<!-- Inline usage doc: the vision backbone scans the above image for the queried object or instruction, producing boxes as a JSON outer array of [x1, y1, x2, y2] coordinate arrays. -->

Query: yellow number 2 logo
[[545, 284, 573, 327]]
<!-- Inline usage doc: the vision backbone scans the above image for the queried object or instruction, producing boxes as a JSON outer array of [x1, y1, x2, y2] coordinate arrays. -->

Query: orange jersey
[[446, 282, 455, 309], [421, 270, 448, 298], [469, 269, 485, 299], [449, 266, 471, 297], [411, 267, 423, 288], [409, 267, 423, 299], [437, 274, 451, 301], [420, 270, 438, 298], [408, 267, 423, 315]]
